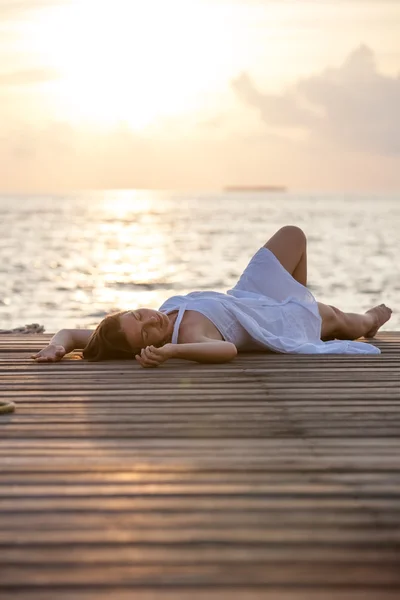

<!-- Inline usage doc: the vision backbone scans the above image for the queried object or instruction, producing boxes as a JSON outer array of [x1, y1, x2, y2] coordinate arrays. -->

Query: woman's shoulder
[[159, 294, 188, 312], [159, 291, 229, 312]]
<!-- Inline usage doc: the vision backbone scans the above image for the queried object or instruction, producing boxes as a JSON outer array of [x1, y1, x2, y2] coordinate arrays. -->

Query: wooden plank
[[3, 544, 400, 564], [2, 426, 400, 438], [1, 496, 399, 512], [1, 509, 396, 529], [2, 526, 400, 544], [1, 470, 400, 484], [0, 591, 398, 600], [1, 562, 400, 586]]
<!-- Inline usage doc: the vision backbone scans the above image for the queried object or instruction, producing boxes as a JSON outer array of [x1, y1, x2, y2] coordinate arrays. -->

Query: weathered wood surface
[[0, 332, 400, 600]]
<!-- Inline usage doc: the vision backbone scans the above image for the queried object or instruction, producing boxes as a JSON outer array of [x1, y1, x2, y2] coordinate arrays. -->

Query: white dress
[[159, 247, 380, 355]]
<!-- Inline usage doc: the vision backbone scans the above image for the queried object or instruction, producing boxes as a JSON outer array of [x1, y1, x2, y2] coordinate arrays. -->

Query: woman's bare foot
[[364, 304, 393, 338]]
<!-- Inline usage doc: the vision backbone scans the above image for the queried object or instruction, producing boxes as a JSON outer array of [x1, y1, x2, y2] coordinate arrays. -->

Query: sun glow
[[29, 0, 244, 130], [101, 189, 159, 217]]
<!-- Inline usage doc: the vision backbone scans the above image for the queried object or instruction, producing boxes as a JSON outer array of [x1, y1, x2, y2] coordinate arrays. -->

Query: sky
[[0, 0, 399, 192]]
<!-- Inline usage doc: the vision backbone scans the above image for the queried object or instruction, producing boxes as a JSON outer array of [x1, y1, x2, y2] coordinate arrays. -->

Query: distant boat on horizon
[[224, 185, 287, 193]]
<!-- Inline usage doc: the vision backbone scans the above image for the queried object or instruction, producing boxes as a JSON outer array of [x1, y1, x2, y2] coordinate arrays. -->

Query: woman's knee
[[263, 225, 307, 278], [277, 225, 307, 246], [264, 225, 307, 253]]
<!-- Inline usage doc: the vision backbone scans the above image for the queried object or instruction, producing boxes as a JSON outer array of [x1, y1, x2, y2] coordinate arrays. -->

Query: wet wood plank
[[1, 332, 400, 598]]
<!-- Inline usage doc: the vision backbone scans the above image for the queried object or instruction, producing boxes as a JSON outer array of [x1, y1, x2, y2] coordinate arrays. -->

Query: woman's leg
[[264, 225, 307, 286], [264, 226, 393, 340], [318, 302, 392, 341]]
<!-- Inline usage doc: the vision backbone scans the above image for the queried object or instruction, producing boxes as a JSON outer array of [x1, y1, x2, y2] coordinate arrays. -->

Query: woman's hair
[[82, 312, 139, 361]]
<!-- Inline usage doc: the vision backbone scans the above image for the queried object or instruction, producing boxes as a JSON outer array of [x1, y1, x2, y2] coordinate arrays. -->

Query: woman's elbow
[[196, 343, 237, 364], [223, 343, 238, 362]]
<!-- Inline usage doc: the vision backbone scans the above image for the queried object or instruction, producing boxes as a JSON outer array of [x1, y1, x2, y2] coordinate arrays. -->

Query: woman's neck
[[166, 311, 179, 343]]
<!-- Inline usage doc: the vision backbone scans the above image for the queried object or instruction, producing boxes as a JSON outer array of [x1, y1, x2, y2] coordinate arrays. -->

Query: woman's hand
[[135, 344, 174, 368], [31, 344, 67, 363]]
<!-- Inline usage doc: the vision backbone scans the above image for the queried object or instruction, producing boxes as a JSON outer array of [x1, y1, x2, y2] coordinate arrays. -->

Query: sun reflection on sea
[[89, 190, 176, 319], [101, 189, 157, 218]]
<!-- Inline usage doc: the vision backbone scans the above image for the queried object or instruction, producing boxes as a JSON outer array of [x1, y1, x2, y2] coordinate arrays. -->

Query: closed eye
[[130, 311, 145, 343]]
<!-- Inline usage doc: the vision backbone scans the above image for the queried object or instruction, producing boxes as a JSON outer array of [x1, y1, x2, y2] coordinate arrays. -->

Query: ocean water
[[0, 190, 399, 333]]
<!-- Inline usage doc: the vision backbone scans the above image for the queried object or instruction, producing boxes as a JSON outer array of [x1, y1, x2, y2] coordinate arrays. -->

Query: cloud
[[0, 0, 66, 18], [232, 45, 400, 154], [0, 68, 60, 87]]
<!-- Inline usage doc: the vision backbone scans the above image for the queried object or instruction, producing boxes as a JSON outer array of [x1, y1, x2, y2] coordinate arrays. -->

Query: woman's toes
[[365, 304, 392, 338]]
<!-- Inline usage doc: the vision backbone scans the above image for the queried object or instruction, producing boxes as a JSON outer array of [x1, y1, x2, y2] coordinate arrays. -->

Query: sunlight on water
[[93, 191, 176, 303], [102, 189, 157, 217], [0, 191, 399, 332]]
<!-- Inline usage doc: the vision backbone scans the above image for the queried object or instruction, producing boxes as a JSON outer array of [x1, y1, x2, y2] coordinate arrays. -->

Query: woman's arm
[[169, 341, 237, 363], [136, 340, 237, 368], [32, 329, 94, 362], [49, 329, 94, 352]]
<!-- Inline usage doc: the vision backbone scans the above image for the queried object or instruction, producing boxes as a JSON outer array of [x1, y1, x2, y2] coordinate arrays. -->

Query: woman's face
[[119, 309, 172, 351]]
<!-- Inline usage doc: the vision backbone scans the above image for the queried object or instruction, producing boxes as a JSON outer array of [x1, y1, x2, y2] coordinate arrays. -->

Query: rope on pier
[[0, 401, 15, 414], [0, 324, 45, 414], [0, 323, 45, 334]]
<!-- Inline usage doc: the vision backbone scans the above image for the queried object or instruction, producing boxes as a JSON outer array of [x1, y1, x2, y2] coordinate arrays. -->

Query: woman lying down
[[32, 226, 392, 368]]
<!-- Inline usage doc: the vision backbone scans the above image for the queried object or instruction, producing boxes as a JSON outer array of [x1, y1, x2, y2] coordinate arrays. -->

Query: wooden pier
[[1, 332, 400, 599]]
